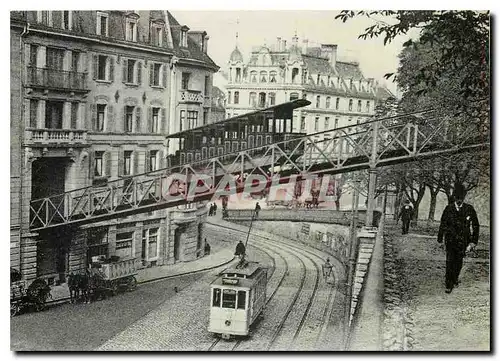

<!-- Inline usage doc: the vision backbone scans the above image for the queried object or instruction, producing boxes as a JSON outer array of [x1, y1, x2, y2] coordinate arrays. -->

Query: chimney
[[282, 40, 287, 51], [302, 39, 308, 55], [277, 37, 282, 51], [320, 44, 337, 69]]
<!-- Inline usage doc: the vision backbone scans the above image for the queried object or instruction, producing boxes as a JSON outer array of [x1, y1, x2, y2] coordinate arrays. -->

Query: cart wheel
[[11, 303, 19, 317], [128, 276, 137, 291], [111, 281, 119, 296]]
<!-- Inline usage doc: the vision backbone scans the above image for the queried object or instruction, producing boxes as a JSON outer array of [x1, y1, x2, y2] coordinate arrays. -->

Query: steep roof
[[166, 11, 218, 70], [302, 55, 335, 75], [336, 61, 364, 80]]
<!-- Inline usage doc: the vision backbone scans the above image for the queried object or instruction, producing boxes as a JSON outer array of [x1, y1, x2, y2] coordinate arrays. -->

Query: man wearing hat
[[398, 199, 414, 234], [437, 184, 479, 293]]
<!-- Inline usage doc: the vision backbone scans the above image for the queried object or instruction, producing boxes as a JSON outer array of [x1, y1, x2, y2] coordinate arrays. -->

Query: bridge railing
[[29, 108, 489, 230]]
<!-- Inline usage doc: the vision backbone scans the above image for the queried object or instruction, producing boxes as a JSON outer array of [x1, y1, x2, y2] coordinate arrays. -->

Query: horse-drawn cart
[[98, 258, 138, 294], [10, 270, 52, 317], [90, 257, 138, 296]]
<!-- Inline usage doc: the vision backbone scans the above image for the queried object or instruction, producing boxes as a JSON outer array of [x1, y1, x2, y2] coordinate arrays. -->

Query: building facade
[[10, 10, 219, 284], [225, 36, 393, 134]]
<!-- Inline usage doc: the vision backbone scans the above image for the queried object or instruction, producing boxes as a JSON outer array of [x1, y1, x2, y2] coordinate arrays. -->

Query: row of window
[[300, 116, 366, 132], [93, 104, 166, 133], [93, 149, 162, 178], [227, 91, 276, 107], [89, 227, 159, 262], [35, 11, 165, 47], [313, 96, 371, 113], [92, 54, 168, 88], [28, 99, 167, 134]]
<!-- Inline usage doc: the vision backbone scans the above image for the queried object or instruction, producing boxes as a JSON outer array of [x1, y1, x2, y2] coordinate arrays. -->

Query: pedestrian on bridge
[[437, 184, 479, 294], [398, 199, 413, 234], [213, 203, 217, 216], [209, 204, 214, 216], [255, 202, 261, 218]]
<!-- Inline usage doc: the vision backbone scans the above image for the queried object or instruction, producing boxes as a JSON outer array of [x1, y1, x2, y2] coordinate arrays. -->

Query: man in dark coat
[[437, 184, 479, 293], [235, 240, 246, 258], [213, 203, 217, 216], [398, 199, 413, 234], [255, 202, 261, 217]]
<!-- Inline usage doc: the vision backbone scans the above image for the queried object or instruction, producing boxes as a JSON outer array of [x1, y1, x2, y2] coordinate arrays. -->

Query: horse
[[68, 273, 81, 304]]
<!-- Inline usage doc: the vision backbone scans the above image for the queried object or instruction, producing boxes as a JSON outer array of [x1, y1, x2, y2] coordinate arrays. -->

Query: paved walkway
[[49, 247, 235, 304], [382, 225, 490, 351]]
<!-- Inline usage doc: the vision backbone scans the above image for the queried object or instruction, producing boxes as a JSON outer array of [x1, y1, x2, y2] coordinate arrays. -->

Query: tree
[[335, 10, 490, 113], [336, 11, 490, 221]]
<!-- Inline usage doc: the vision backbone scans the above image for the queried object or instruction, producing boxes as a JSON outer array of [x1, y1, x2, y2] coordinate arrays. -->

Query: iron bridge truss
[[29, 109, 489, 231]]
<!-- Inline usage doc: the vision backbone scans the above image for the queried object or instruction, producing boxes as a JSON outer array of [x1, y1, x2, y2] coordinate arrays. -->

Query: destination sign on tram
[[222, 278, 239, 285]]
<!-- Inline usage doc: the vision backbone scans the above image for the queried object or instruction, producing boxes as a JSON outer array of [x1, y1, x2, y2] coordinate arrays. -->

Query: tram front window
[[222, 289, 237, 308], [213, 288, 221, 307], [237, 290, 246, 309]]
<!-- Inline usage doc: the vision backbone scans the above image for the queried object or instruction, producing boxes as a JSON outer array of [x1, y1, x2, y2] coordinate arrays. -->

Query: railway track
[[206, 222, 340, 351]]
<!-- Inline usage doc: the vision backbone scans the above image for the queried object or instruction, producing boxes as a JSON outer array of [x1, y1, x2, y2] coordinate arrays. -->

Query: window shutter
[[107, 104, 114, 132], [92, 54, 98, 79], [133, 151, 140, 175], [91, 103, 97, 131], [135, 107, 142, 133], [109, 57, 114, 82], [118, 150, 124, 177], [105, 151, 112, 177], [123, 105, 127, 132], [159, 149, 166, 169], [161, 108, 167, 135], [162, 64, 167, 88], [136, 61, 142, 85], [147, 107, 152, 133], [122, 59, 127, 83], [89, 151, 95, 180], [149, 63, 154, 86], [144, 150, 150, 173]]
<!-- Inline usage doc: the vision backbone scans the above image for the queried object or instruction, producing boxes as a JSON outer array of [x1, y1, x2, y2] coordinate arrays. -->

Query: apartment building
[[10, 10, 219, 284]]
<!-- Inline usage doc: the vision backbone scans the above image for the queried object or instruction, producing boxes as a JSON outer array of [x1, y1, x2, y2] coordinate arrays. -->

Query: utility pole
[[366, 120, 379, 227], [344, 177, 360, 348]]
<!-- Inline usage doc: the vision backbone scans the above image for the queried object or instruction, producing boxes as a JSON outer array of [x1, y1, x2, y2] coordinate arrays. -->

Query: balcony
[[179, 89, 204, 104], [25, 128, 88, 146], [27, 67, 89, 92]]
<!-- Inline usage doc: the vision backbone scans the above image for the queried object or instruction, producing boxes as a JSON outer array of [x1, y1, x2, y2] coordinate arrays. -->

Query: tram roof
[[165, 99, 311, 139]]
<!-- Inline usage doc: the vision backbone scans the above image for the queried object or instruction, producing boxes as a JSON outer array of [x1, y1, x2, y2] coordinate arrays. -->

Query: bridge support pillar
[[365, 168, 377, 227]]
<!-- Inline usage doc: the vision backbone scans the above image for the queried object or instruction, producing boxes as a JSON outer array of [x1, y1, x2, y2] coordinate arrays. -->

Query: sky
[[173, 10, 420, 96]]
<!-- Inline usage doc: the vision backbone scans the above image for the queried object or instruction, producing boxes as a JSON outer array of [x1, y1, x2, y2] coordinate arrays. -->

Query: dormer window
[[180, 26, 189, 47], [37, 11, 52, 26], [96, 11, 109, 36], [151, 19, 165, 47], [126, 20, 137, 41], [62, 11, 72, 30], [125, 13, 140, 42]]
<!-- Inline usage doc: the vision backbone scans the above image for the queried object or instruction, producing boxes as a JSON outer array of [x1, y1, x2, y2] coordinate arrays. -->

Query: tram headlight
[[225, 320, 231, 326]]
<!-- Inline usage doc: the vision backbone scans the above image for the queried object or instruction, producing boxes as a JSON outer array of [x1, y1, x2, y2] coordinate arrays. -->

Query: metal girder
[[29, 109, 490, 231]]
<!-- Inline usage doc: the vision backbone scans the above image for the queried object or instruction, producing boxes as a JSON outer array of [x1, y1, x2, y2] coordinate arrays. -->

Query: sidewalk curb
[[46, 255, 236, 308]]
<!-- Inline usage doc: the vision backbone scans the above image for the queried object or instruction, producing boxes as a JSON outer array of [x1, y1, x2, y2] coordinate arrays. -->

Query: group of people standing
[[208, 203, 217, 216]]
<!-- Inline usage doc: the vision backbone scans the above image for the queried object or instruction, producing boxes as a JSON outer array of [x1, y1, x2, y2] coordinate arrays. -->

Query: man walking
[[437, 184, 479, 293], [398, 199, 413, 234], [255, 202, 261, 218]]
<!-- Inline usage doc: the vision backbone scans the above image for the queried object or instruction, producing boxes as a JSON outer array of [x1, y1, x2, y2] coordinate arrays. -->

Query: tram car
[[208, 262, 267, 339], [166, 99, 310, 169]]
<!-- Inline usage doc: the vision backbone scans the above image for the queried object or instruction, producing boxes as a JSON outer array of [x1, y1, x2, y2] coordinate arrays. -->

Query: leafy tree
[[335, 10, 490, 111]]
